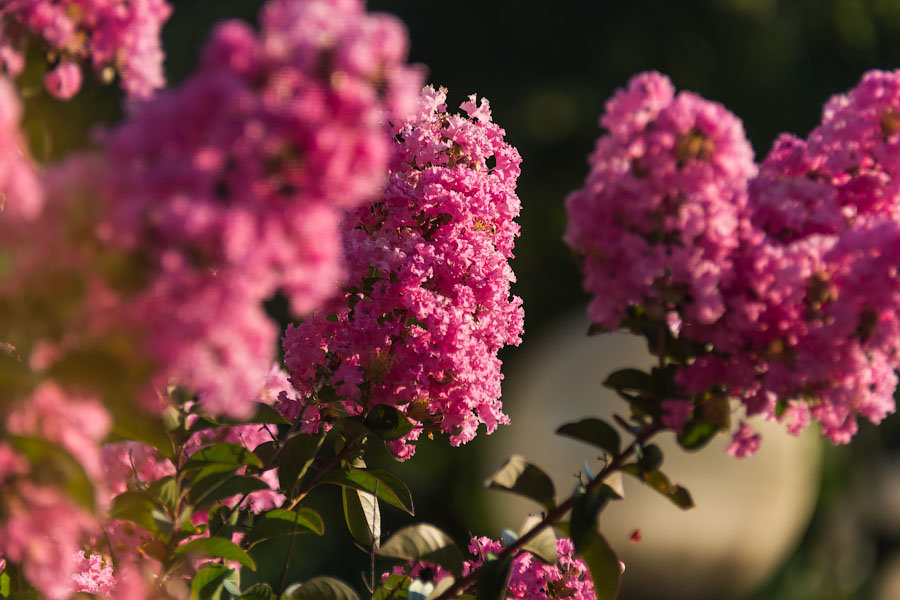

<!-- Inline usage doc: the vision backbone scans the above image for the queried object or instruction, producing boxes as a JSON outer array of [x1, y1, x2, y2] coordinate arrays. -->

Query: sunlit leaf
[[283, 577, 360, 600], [485, 455, 555, 511], [342, 487, 380, 547], [174, 537, 255, 570], [518, 514, 557, 564], [244, 508, 324, 547], [379, 524, 463, 577], [320, 468, 413, 515]]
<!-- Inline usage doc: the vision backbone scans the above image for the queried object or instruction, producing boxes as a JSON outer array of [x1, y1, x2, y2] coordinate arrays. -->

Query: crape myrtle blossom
[[564, 71, 757, 331], [32, 0, 423, 418], [385, 536, 594, 600], [568, 70, 900, 454], [0, 0, 172, 99], [282, 85, 523, 459], [0, 74, 40, 219]]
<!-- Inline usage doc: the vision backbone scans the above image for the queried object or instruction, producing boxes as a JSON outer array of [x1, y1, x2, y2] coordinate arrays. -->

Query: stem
[[431, 422, 661, 600], [286, 441, 361, 509], [277, 509, 301, 595]]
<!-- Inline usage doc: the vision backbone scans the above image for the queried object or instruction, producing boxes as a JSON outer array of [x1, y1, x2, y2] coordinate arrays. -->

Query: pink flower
[[726, 422, 761, 458], [283, 85, 523, 457], [43, 61, 82, 100]]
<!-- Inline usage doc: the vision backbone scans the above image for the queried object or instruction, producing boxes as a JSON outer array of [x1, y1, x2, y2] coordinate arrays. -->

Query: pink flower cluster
[[0, 383, 109, 599], [282, 85, 523, 458], [465, 537, 595, 600], [565, 71, 756, 330], [27, 0, 423, 418], [387, 536, 594, 600], [569, 70, 900, 451], [0, 75, 40, 219], [0, 0, 172, 99]]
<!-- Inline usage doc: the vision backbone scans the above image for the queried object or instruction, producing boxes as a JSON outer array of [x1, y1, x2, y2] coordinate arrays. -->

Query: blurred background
[[22, 0, 900, 597]]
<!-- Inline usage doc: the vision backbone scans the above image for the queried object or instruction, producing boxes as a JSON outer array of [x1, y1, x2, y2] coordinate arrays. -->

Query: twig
[[430, 422, 661, 600]]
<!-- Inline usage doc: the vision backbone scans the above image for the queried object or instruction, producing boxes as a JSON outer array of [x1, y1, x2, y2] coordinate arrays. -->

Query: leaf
[[569, 486, 606, 553], [379, 524, 463, 577], [320, 468, 414, 515], [485, 455, 555, 511], [247, 403, 291, 426], [174, 537, 255, 570], [110, 491, 169, 535], [244, 508, 324, 547], [425, 578, 454, 600], [190, 564, 233, 600], [637, 444, 663, 472], [373, 574, 410, 600], [578, 533, 623, 600], [556, 418, 621, 456], [277, 431, 326, 494], [556, 523, 621, 600], [189, 474, 270, 509], [184, 443, 261, 470], [283, 577, 360, 600], [0, 570, 10, 598], [342, 487, 381, 547], [8, 435, 95, 511], [239, 583, 273, 599], [677, 420, 718, 450], [364, 405, 414, 441], [518, 514, 557, 564], [602, 368, 650, 392], [475, 555, 512, 600], [622, 466, 694, 509]]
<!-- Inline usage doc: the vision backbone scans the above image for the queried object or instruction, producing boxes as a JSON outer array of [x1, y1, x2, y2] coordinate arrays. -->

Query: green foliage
[[475, 554, 512, 600], [622, 465, 694, 509], [272, 431, 326, 496], [283, 577, 360, 600], [320, 468, 414, 514], [363, 405, 414, 441], [342, 487, 380, 547], [556, 418, 621, 456], [244, 508, 325, 548], [8, 435, 95, 511], [485, 454, 556, 511], [175, 537, 256, 570], [518, 514, 558, 564], [378, 524, 464, 577], [372, 574, 410, 600]]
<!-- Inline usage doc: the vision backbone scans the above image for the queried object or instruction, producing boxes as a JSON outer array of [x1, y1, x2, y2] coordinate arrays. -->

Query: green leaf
[[570, 486, 606, 553], [622, 467, 694, 510], [0, 570, 10, 598], [184, 443, 262, 470], [239, 583, 273, 599], [379, 524, 464, 577], [320, 468, 414, 515], [373, 574, 410, 600], [637, 444, 663, 472], [244, 508, 324, 547], [364, 405, 414, 441], [8, 435, 95, 512], [578, 532, 622, 600], [189, 474, 271, 509], [174, 537, 255, 570], [475, 554, 512, 600], [190, 564, 233, 600], [277, 431, 326, 495], [676, 420, 718, 450], [107, 414, 174, 461], [485, 455, 556, 511], [110, 491, 169, 535], [247, 403, 291, 426], [602, 368, 650, 392], [425, 578, 454, 600], [518, 514, 557, 564], [556, 418, 621, 456], [342, 487, 380, 547], [283, 577, 360, 600]]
